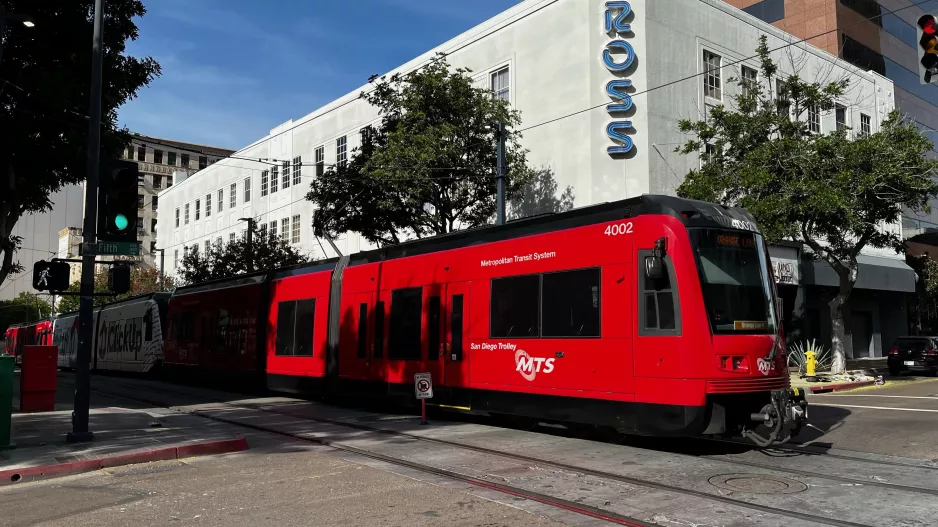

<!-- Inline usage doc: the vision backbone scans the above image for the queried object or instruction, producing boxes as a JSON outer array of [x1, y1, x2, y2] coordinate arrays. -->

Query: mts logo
[[515, 349, 555, 381]]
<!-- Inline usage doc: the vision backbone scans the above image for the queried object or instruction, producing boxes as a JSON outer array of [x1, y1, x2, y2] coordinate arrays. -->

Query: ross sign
[[602, 1, 636, 155], [414, 372, 433, 399]]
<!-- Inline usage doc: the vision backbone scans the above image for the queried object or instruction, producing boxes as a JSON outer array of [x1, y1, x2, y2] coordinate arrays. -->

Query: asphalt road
[[794, 375, 938, 462]]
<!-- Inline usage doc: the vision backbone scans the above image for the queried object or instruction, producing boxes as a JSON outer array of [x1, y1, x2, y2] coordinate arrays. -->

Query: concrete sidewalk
[[1, 374, 248, 486]]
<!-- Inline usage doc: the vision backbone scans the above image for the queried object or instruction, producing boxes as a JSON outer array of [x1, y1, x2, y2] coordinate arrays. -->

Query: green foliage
[[56, 266, 172, 313], [178, 225, 311, 285], [675, 36, 938, 372], [907, 254, 938, 334], [509, 167, 575, 220], [307, 54, 536, 246], [0, 0, 161, 289], [0, 292, 53, 333]]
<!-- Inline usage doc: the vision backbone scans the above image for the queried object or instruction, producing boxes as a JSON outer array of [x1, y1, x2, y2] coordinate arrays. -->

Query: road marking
[[811, 403, 938, 413], [811, 394, 938, 400]]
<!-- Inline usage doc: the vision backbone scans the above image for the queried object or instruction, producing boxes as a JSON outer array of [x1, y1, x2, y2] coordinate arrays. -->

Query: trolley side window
[[542, 269, 601, 338], [275, 301, 297, 356], [294, 299, 315, 357], [638, 251, 681, 335], [357, 303, 368, 358], [490, 274, 539, 338], [373, 301, 385, 358], [389, 287, 422, 360], [451, 295, 464, 361], [428, 296, 441, 360]]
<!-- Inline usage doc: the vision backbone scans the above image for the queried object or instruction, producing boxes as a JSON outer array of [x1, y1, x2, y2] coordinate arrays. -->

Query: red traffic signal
[[919, 15, 938, 83]]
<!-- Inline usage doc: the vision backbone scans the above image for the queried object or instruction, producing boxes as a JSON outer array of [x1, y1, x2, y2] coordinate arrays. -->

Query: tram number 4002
[[604, 222, 634, 236]]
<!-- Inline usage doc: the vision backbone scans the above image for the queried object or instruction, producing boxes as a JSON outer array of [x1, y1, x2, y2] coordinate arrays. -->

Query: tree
[[0, 292, 53, 333], [178, 226, 311, 285], [675, 36, 938, 374], [907, 254, 938, 335], [0, 0, 161, 289], [307, 54, 536, 246], [509, 167, 575, 220], [56, 265, 173, 313]]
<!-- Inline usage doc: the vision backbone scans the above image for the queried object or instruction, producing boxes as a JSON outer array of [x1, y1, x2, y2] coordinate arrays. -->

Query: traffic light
[[108, 264, 131, 294], [97, 159, 140, 243], [919, 14, 938, 84], [32, 260, 70, 292]]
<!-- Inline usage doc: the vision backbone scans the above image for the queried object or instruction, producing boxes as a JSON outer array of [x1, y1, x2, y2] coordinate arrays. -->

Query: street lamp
[[239, 218, 255, 272], [0, 8, 37, 69]]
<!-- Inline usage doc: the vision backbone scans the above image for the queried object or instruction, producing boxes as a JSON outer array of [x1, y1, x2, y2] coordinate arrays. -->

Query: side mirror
[[645, 255, 664, 280]]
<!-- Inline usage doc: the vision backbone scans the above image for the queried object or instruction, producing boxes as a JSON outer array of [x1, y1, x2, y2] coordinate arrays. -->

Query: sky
[[118, 0, 523, 151]]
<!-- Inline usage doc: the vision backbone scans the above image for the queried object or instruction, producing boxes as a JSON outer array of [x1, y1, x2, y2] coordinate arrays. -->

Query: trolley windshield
[[690, 228, 777, 335]]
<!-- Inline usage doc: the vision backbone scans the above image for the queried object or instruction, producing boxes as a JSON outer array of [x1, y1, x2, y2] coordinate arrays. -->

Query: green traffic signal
[[114, 214, 128, 231]]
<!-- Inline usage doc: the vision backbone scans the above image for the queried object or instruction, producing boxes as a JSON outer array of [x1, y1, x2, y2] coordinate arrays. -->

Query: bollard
[[805, 350, 817, 378], [0, 354, 14, 449]]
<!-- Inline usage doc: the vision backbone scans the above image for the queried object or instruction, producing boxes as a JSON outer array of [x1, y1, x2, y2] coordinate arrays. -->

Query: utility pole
[[69, 0, 104, 444], [495, 122, 506, 226], [240, 218, 255, 272]]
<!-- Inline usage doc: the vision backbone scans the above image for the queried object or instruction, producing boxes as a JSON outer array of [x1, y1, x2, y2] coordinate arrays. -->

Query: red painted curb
[[0, 436, 248, 486], [808, 380, 875, 394]]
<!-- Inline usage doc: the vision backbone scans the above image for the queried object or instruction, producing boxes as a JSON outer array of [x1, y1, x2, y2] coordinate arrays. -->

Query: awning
[[803, 255, 916, 293]]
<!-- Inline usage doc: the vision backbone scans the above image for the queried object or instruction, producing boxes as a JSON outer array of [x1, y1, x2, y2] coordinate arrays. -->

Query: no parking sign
[[415, 372, 433, 399]]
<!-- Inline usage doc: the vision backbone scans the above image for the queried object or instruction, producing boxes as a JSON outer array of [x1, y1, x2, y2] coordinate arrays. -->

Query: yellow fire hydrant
[[805, 350, 817, 377]]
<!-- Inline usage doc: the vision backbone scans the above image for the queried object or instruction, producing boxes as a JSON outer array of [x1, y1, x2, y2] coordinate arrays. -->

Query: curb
[[0, 436, 248, 486], [808, 380, 875, 394]]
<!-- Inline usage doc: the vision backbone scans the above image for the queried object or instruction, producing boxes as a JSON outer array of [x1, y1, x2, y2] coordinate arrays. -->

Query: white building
[[157, 0, 910, 358]]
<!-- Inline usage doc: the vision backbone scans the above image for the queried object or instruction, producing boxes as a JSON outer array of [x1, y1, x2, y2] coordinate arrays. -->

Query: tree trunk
[[828, 261, 858, 375]]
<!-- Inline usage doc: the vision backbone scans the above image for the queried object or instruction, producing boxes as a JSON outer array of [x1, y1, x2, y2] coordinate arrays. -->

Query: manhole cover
[[708, 474, 808, 494]]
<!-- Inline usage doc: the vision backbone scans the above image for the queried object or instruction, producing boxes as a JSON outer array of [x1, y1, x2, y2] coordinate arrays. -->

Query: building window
[[490, 274, 540, 338], [808, 105, 821, 134], [292, 156, 302, 185], [152, 195, 159, 211], [835, 104, 847, 131], [205, 193, 212, 217], [137, 146, 146, 161], [181, 153, 190, 168], [229, 232, 236, 243], [244, 177, 251, 202], [491, 66, 509, 101], [151, 218, 158, 233], [315, 146, 324, 177], [230, 183, 237, 209], [216, 237, 222, 247], [389, 287, 422, 360], [281, 218, 290, 241], [166, 176, 173, 186], [259, 223, 268, 238], [275, 299, 315, 356], [195, 199, 200, 221], [336, 136, 347, 168], [282, 160, 291, 190], [168, 151, 177, 166], [185, 204, 190, 224], [217, 189, 224, 212], [126, 146, 133, 159], [860, 113, 871, 136], [271, 165, 279, 193], [741, 65, 757, 99], [175, 208, 180, 228], [269, 221, 278, 240], [261, 170, 269, 196], [703, 50, 722, 100], [776, 79, 790, 118], [174, 249, 179, 268], [153, 175, 162, 189], [137, 193, 144, 209], [741, 0, 785, 24], [137, 216, 144, 231], [154, 149, 163, 164], [704, 143, 717, 164], [291, 214, 300, 243], [204, 240, 210, 254], [199, 156, 207, 170]]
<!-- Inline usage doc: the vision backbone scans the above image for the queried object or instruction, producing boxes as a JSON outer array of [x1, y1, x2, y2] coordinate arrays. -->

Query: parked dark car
[[887, 337, 938, 377]]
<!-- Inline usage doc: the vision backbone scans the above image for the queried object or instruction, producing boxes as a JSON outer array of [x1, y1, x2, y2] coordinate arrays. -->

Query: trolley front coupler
[[743, 388, 808, 447]]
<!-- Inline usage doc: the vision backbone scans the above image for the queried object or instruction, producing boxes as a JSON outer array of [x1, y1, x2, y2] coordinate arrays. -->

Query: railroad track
[[61, 374, 917, 527]]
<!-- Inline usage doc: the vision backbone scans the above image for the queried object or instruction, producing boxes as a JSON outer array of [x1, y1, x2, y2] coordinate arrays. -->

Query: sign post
[[414, 372, 433, 425]]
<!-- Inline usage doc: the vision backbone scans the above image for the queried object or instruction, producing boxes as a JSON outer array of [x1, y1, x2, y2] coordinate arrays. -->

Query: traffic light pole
[[69, 0, 105, 444]]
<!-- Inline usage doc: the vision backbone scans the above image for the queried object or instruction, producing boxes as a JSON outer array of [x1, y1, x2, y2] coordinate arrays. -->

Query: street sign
[[415, 372, 433, 399], [81, 241, 141, 256]]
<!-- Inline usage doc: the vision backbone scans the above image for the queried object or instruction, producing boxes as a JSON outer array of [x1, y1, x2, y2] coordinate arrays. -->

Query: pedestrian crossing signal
[[31, 260, 70, 292], [918, 15, 938, 84]]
